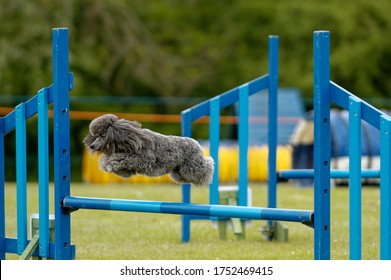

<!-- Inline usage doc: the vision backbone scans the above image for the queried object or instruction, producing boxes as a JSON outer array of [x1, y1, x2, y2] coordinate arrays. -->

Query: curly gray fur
[[84, 114, 214, 186]]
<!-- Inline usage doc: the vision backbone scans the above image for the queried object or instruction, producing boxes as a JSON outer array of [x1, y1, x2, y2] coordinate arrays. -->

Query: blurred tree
[[2, 0, 391, 101]]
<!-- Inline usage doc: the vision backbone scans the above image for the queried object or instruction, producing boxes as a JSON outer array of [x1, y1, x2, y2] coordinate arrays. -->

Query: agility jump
[[0, 28, 390, 260]]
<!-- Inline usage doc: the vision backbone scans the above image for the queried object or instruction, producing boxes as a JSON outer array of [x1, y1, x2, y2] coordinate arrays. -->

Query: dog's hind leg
[[169, 168, 188, 185], [172, 157, 214, 186], [169, 157, 214, 186]]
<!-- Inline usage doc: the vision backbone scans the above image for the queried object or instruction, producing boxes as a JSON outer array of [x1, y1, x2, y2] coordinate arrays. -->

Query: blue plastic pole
[[278, 169, 380, 179], [209, 97, 220, 206], [0, 118, 5, 260], [238, 85, 249, 207], [181, 110, 192, 242], [15, 103, 27, 255], [52, 28, 72, 260], [267, 35, 278, 211], [349, 96, 362, 259], [38, 88, 49, 258], [63, 196, 314, 224], [380, 115, 391, 259], [313, 31, 331, 260]]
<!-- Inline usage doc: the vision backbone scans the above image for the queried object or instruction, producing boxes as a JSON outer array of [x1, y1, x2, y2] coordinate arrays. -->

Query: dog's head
[[83, 114, 153, 155]]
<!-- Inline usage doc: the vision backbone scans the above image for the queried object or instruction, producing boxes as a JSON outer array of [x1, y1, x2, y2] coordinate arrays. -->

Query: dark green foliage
[[2, 0, 391, 100]]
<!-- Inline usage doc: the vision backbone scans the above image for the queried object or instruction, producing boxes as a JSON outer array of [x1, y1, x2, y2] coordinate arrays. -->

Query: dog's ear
[[105, 119, 153, 154]]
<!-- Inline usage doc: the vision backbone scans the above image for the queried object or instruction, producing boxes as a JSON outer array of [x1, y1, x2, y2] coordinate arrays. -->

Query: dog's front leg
[[99, 154, 113, 172], [101, 153, 137, 178]]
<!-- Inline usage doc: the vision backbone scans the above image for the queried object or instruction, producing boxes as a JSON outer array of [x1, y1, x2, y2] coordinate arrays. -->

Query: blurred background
[[1, 0, 390, 182]]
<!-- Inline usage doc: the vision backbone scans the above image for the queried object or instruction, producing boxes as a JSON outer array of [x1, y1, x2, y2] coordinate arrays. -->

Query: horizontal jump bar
[[62, 196, 313, 226], [278, 169, 380, 179]]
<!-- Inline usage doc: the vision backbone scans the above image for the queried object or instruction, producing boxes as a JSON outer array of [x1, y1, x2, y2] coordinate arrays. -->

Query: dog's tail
[[193, 156, 215, 186]]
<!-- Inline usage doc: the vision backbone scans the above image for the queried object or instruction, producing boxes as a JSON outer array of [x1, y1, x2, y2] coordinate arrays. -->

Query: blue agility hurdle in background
[[180, 35, 279, 243], [179, 31, 391, 260], [0, 29, 390, 260]]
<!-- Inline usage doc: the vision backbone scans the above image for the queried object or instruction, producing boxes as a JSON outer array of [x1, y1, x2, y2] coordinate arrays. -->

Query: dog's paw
[[106, 164, 114, 172], [100, 162, 113, 172]]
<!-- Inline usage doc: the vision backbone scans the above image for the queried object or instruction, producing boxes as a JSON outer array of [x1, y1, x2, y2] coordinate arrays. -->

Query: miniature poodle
[[83, 114, 214, 186]]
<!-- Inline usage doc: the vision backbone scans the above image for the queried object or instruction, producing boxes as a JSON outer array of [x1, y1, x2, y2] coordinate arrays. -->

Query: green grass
[[4, 182, 381, 259]]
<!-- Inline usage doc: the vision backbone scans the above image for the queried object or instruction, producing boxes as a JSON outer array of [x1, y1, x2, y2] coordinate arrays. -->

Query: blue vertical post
[[380, 115, 391, 260], [349, 96, 362, 259], [313, 31, 331, 260], [15, 103, 27, 255], [52, 28, 72, 259], [38, 88, 49, 258], [209, 97, 220, 205], [238, 84, 249, 207], [181, 110, 192, 242], [0, 118, 5, 260], [267, 35, 279, 235]]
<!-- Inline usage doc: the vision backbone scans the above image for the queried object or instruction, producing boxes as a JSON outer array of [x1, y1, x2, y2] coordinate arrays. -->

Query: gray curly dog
[[84, 114, 214, 186]]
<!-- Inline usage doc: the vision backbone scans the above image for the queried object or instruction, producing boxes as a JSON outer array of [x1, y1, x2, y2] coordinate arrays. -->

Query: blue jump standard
[[62, 196, 314, 226]]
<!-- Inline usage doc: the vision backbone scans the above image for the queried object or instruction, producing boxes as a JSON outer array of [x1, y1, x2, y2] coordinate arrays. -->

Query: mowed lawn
[[4, 182, 381, 260]]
